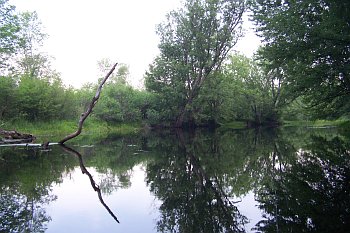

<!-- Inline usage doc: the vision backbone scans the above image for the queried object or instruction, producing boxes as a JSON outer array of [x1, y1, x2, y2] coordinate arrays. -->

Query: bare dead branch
[[59, 63, 118, 144]]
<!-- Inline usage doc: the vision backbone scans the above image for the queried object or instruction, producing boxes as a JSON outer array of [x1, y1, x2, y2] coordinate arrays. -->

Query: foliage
[[192, 53, 280, 125], [145, 0, 245, 127], [0, 2, 78, 123], [222, 53, 279, 124], [250, 0, 350, 119], [3, 0, 349, 129], [97, 58, 129, 85], [0, 0, 20, 70], [92, 63, 152, 123], [0, 76, 18, 119]]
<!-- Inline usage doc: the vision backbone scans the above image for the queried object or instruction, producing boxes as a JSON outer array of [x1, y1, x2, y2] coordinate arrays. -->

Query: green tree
[[93, 61, 154, 124], [0, 0, 20, 71], [193, 53, 280, 125], [13, 11, 52, 78], [145, 0, 245, 127], [251, 0, 350, 119], [16, 75, 75, 121], [98, 59, 129, 85], [0, 76, 18, 120], [223, 53, 280, 125]]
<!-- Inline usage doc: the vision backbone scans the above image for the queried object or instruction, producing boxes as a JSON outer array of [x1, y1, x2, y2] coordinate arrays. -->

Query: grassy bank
[[282, 119, 349, 128], [220, 119, 350, 130], [220, 121, 247, 129], [1, 119, 141, 142]]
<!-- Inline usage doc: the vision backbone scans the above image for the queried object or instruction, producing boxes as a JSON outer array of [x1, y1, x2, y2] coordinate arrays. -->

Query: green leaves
[[251, 0, 350, 118], [146, 0, 245, 126], [0, 0, 20, 69]]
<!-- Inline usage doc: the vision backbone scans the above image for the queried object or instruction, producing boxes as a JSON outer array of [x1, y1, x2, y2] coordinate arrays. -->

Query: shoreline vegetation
[[1, 1, 349, 144], [1, 119, 349, 143], [0, 119, 140, 143]]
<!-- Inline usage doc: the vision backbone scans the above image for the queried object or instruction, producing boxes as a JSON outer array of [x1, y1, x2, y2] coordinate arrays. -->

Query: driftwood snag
[[59, 63, 118, 144], [0, 129, 36, 144]]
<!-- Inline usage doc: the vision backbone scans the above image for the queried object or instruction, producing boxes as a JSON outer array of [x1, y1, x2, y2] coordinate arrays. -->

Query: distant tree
[[0, 2, 79, 122], [0, 0, 20, 71], [222, 53, 279, 125], [251, 0, 350, 119], [0, 76, 18, 120], [191, 53, 281, 125], [93, 62, 152, 123], [145, 0, 246, 127], [13, 11, 52, 78], [98, 59, 129, 85]]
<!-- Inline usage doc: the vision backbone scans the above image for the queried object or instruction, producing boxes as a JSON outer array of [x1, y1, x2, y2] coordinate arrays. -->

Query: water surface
[[1, 127, 349, 232]]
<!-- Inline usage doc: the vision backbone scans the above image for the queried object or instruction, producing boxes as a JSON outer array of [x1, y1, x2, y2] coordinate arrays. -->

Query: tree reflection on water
[[0, 147, 69, 232], [0, 127, 349, 232], [254, 135, 350, 233], [0, 186, 55, 232], [145, 130, 251, 232], [144, 128, 350, 232]]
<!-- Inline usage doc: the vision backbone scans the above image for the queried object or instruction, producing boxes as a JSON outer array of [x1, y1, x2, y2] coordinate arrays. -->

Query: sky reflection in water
[[46, 166, 160, 233], [0, 127, 349, 232]]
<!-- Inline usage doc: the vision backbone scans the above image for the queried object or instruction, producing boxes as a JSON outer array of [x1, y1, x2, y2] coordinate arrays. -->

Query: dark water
[[1, 127, 349, 233]]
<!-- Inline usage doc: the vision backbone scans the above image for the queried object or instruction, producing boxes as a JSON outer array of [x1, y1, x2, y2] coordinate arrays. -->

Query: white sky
[[10, 0, 260, 88]]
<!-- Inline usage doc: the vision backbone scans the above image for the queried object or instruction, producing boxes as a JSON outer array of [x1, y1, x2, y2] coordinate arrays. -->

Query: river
[[0, 127, 349, 232]]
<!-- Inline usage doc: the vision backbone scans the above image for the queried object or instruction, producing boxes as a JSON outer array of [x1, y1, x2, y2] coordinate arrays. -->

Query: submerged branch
[[59, 63, 118, 144], [60, 144, 120, 223]]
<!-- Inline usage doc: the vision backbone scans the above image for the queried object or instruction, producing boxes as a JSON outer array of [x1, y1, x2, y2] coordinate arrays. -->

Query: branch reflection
[[60, 144, 120, 223]]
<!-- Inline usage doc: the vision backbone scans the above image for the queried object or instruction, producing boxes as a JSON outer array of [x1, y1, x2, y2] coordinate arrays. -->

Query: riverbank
[[283, 119, 350, 128], [221, 119, 350, 130], [2, 119, 349, 142], [0, 119, 141, 143]]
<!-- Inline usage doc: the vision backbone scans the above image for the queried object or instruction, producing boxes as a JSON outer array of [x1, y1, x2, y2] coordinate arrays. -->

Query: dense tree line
[[1, 0, 348, 127], [0, 0, 148, 123], [251, 0, 350, 119], [144, 0, 350, 126], [0, 0, 73, 121]]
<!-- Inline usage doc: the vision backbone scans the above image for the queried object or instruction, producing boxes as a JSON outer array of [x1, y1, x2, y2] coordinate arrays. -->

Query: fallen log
[[0, 142, 59, 147], [0, 129, 36, 144]]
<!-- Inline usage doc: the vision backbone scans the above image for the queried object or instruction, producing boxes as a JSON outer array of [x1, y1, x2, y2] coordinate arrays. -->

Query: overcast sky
[[10, 0, 260, 88]]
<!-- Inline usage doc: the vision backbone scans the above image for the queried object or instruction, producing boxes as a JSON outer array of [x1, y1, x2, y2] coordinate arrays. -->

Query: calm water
[[0, 127, 349, 232]]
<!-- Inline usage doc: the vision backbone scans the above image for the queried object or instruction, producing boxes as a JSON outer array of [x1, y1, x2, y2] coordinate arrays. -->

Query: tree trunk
[[175, 95, 195, 128]]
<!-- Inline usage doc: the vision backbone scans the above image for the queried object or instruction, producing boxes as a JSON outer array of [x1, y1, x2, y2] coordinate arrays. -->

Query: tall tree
[[0, 76, 18, 119], [251, 0, 350, 118], [0, 0, 20, 71], [145, 0, 245, 127], [14, 11, 50, 78]]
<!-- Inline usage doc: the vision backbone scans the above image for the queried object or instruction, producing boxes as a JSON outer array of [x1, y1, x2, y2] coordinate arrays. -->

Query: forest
[[1, 0, 349, 130]]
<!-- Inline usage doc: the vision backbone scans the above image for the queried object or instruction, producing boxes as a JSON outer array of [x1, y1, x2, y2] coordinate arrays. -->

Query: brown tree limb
[[59, 63, 118, 144]]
